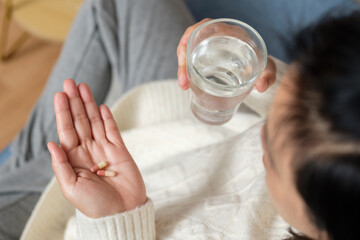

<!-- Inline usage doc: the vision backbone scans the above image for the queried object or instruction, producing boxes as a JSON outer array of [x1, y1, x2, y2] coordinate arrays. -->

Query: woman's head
[[261, 11, 360, 240]]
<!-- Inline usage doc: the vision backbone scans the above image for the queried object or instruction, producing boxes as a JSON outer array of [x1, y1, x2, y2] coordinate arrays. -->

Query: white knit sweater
[[20, 58, 291, 240]]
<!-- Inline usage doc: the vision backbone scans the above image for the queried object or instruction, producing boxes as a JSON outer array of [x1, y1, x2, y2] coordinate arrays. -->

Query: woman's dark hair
[[281, 10, 360, 240]]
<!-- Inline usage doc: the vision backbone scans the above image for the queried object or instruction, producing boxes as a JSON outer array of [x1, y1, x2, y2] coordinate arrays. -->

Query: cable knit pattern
[[76, 200, 155, 240], [143, 122, 290, 240]]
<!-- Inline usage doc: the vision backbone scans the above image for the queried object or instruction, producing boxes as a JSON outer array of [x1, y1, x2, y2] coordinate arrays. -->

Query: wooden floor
[[0, 2, 62, 150]]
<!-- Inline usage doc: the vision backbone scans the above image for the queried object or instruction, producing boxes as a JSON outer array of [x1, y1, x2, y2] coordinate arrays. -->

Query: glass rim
[[186, 18, 268, 90]]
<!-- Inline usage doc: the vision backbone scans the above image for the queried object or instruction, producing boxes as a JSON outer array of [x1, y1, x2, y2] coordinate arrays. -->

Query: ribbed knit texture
[[76, 200, 155, 240]]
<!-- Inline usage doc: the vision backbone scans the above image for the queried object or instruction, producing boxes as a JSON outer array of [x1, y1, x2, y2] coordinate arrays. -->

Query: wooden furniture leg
[[0, 0, 29, 61]]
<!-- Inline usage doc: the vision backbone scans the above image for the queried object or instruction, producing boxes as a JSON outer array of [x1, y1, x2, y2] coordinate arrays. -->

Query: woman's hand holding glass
[[177, 18, 276, 92], [47, 79, 146, 218]]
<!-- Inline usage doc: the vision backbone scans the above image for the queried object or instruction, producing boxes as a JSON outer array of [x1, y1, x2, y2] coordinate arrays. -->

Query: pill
[[97, 170, 117, 177], [91, 161, 108, 172]]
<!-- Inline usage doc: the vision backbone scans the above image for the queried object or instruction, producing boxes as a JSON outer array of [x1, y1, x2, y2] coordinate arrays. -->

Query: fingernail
[[257, 79, 268, 92], [47, 143, 53, 155], [178, 53, 186, 67], [178, 74, 186, 87]]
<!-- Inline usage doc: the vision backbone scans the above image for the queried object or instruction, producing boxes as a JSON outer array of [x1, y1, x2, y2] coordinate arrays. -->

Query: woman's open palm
[[47, 79, 146, 218]]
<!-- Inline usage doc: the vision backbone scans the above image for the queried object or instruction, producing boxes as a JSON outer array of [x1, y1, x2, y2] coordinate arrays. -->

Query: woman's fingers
[[63, 79, 92, 143], [54, 92, 79, 152], [177, 18, 212, 90], [99, 104, 124, 147], [176, 43, 189, 90], [179, 18, 212, 47], [48, 142, 76, 194], [78, 83, 106, 141], [255, 57, 276, 93], [177, 65, 189, 89], [177, 19, 277, 94]]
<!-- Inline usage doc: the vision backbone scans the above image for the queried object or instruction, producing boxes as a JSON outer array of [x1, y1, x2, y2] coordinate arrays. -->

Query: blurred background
[[0, 0, 82, 151], [0, 0, 359, 155]]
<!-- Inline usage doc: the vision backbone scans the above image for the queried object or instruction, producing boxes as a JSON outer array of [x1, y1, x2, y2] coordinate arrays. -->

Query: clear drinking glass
[[186, 18, 268, 125]]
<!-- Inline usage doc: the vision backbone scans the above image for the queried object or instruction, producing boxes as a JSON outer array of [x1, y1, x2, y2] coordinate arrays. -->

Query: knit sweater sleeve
[[76, 199, 155, 240]]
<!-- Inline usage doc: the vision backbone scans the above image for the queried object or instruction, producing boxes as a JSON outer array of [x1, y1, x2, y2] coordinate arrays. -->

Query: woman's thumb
[[47, 142, 76, 188]]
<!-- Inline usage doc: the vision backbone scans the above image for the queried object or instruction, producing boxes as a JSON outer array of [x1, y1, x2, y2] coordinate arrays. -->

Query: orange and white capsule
[[91, 161, 108, 172], [97, 170, 117, 177]]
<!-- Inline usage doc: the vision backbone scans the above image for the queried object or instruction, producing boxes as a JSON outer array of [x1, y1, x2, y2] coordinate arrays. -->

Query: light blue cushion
[[0, 145, 11, 166], [185, 0, 359, 62]]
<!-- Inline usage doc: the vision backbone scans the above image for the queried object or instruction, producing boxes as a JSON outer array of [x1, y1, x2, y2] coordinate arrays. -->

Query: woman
[[47, 10, 360, 240], [0, 0, 280, 237]]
